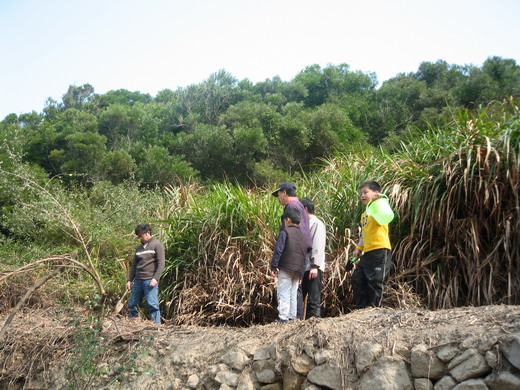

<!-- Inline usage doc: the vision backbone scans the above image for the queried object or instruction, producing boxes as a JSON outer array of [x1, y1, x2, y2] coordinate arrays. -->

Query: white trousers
[[277, 269, 299, 321]]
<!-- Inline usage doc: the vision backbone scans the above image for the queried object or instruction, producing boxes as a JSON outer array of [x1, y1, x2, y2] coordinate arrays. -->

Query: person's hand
[[352, 248, 361, 258], [309, 268, 318, 279], [270, 269, 277, 278], [126, 281, 132, 291], [345, 255, 359, 273], [149, 278, 158, 287]]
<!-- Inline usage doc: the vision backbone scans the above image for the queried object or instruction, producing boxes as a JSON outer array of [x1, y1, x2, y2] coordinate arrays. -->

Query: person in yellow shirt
[[350, 181, 393, 309]]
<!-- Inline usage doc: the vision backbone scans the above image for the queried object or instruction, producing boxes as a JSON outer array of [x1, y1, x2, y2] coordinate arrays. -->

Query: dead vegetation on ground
[[1, 304, 520, 389]]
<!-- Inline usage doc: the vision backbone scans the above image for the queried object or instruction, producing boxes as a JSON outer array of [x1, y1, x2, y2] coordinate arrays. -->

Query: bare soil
[[1, 304, 520, 389]]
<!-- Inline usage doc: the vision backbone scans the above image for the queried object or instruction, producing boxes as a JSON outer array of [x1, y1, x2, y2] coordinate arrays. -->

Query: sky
[[0, 0, 519, 119]]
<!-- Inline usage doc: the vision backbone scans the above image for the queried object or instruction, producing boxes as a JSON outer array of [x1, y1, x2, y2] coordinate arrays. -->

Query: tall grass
[[160, 183, 281, 325], [2, 99, 516, 326], [389, 98, 520, 308], [160, 98, 519, 325]]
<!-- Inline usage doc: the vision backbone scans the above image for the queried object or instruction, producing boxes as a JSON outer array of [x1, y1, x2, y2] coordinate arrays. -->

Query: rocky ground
[[1, 305, 520, 389]]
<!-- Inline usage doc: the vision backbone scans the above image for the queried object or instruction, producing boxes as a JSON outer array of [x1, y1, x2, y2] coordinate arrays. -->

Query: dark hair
[[359, 180, 381, 192], [135, 224, 152, 235], [283, 188, 297, 197], [299, 197, 315, 214], [283, 207, 301, 225]]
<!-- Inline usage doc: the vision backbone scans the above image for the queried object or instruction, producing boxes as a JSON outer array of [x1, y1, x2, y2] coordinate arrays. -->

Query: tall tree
[[482, 56, 520, 98], [58, 132, 107, 178], [97, 89, 152, 107], [98, 150, 137, 183], [98, 104, 141, 150], [174, 124, 234, 181], [62, 84, 96, 110], [294, 64, 376, 107], [136, 146, 197, 187]]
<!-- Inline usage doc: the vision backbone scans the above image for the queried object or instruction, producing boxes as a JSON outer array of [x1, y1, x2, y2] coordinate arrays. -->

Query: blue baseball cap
[[271, 182, 296, 197]]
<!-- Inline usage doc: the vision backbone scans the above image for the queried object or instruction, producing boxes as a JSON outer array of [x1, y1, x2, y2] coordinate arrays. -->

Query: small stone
[[460, 335, 479, 350], [208, 365, 219, 377], [187, 374, 199, 388], [254, 347, 271, 361], [237, 340, 262, 357], [411, 344, 446, 379], [394, 343, 412, 361], [166, 378, 183, 389], [291, 353, 315, 375], [307, 364, 343, 390], [357, 356, 412, 390], [499, 334, 520, 370], [484, 350, 498, 369], [222, 350, 249, 371], [355, 342, 383, 373], [437, 344, 460, 363], [448, 348, 491, 382], [210, 363, 228, 374], [414, 378, 434, 390], [433, 375, 457, 390], [215, 371, 239, 387], [236, 371, 256, 390], [314, 349, 331, 365], [267, 343, 278, 361], [303, 343, 315, 359], [477, 336, 498, 354], [452, 378, 488, 390], [260, 383, 282, 390], [283, 369, 304, 390], [485, 371, 520, 390], [253, 360, 277, 384]]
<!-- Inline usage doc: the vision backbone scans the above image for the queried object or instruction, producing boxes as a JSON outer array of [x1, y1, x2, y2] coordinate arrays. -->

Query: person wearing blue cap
[[271, 182, 312, 319], [271, 182, 312, 251]]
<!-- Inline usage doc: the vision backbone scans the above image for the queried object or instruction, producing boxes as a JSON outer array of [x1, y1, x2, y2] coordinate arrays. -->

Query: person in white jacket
[[299, 197, 327, 318]]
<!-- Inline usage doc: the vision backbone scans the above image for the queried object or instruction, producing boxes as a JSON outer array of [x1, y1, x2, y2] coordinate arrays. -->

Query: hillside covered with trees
[[2, 57, 519, 186], [0, 57, 519, 327]]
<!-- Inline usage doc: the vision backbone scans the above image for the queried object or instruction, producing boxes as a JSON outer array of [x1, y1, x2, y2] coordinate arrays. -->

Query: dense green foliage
[[2, 57, 519, 187], [0, 59, 519, 326]]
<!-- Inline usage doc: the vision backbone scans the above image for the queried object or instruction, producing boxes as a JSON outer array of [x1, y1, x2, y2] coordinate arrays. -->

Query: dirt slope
[[1, 305, 520, 389]]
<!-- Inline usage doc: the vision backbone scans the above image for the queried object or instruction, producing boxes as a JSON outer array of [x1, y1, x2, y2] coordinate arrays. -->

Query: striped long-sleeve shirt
[[128, 237, 165, 281]]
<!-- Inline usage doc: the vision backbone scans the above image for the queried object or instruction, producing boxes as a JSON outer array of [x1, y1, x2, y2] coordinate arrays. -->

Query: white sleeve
[[310, 217, 326, 270]]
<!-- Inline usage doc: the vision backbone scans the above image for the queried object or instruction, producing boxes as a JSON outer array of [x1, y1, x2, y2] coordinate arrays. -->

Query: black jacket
[[271, 225, 307, 277]]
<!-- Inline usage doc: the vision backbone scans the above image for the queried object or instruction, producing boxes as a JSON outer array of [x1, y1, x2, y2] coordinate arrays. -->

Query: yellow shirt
[[356, 211, 391, 253]]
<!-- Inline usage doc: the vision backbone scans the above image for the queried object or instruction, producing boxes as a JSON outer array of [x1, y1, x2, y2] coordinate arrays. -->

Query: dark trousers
[[301, 269, 323, 318], [352, 249, 392, 309], [297, 284, 304, 319], [296, 269, 323, 319]]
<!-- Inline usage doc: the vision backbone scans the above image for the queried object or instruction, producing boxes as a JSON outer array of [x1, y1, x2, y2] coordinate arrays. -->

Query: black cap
[[271, 182, 296, 197]]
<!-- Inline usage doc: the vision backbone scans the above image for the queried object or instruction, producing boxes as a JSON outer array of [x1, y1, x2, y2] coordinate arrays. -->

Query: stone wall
[[3, 305, 520, 389], [184, 333, 520, 390]]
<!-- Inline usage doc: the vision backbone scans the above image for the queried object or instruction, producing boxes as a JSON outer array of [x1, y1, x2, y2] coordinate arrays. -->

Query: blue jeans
[[128, 279, 161, 323]]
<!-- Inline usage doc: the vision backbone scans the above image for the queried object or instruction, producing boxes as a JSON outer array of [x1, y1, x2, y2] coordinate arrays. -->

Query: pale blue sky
[[0, 0, 519, 119]]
